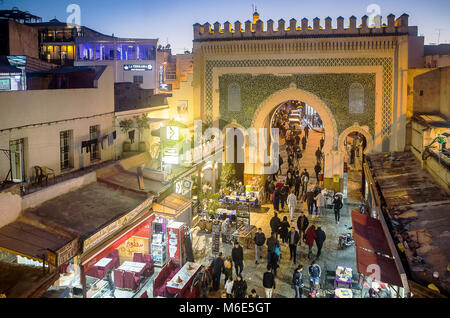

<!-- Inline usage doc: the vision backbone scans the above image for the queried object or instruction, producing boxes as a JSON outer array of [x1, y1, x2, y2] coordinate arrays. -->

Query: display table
[[233, 225, 257, 249], [118, 261, 147, 276], [94, 258, 112, 269], [335, 266, 353, 289], [166, 262, 202, 296], [335, 288, 353, 298]]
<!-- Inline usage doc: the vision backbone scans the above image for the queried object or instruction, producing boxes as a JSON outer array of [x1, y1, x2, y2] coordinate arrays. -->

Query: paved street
[[192, 128, 362, 298]]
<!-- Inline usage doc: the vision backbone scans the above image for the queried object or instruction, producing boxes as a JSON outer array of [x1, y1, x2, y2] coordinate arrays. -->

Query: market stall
[[232, 224, 257, 249]]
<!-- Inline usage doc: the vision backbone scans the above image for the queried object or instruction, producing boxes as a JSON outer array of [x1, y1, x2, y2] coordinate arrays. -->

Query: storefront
[[75, 199, 155, 298]]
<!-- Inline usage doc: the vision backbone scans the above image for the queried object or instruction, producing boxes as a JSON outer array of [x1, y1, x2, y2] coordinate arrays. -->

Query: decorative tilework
[[205, 57, 393, 136]]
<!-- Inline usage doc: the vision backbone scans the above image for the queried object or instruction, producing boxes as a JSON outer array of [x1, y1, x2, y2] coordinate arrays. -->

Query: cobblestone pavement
[[192, 128, 364, 298]]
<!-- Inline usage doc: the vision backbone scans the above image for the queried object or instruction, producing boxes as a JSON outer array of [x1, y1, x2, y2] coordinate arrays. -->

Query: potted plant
[[119, 119, 134, 152], [134, 114, 150, 153]]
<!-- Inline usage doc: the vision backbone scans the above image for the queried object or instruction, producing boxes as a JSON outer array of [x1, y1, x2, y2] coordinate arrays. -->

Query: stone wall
[[218, 73, 376, 135]]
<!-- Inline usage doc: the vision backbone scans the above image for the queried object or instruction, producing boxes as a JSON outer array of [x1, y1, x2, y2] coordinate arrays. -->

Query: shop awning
[[352, 211, 404, 287], [351, 211, 393, 256], [0, 220, 75, 263], [152, 193, 192, 219], [355, 247, 403, 287]]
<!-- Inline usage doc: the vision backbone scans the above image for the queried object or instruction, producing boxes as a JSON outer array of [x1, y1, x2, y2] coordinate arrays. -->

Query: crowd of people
[[189, 103, 345, 298]]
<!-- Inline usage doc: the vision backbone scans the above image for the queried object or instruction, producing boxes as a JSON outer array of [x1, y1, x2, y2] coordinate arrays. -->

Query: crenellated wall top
[[193, 14, 412, 41]]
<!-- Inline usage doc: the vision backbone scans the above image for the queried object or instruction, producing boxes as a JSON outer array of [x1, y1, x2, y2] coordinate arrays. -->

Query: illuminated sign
[[0, 78, 11, 90], [166, 126, 179, 141], [163, 148, 179, 164], [123, 64, 153, 71]]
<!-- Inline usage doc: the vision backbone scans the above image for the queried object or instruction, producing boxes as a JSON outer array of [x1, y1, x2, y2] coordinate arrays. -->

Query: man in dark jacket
[[294, 171, 301, 198], [333, 195, 344, 224], [254, 228, 266, 265], [288, 226, 300, 264], [315, 147, 322, 162], [315, 227, 327, 258], [268, 181, 275, 202], [301, 135, 307, 150], [263, 264, 275, 298], [297, 213, 309, 242], [320, 137, 325, 150], [314, 162, 322, 182], [304, 125, 309, 139], [210, 252, 225, 291], [266, 232, 279, 265], [273, 189, 281, 212], [270, 212, 281, 239], [306, 188, 315, 215], [232, 242, 244, 276], [232, 275, 247, 298], [191, 265, 212, 298]]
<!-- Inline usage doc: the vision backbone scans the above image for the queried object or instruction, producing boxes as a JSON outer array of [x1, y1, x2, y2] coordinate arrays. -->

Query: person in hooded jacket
[[279, 216, 290, 244], [231, 275, 247, 298], [273, 188, 281, 212], [210, 252, 225, 291]]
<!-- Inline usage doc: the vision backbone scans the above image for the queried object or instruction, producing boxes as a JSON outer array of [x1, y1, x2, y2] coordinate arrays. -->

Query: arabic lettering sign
[[82, 198, 152, 252]]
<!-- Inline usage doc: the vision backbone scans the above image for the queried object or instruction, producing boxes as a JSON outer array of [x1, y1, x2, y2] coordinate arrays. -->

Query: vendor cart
[[232, 224, 257, 249]]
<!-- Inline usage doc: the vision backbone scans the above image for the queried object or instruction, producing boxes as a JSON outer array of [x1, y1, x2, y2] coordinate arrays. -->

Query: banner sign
[[82, 197, 153, 252], [123, 64, 153, 71]]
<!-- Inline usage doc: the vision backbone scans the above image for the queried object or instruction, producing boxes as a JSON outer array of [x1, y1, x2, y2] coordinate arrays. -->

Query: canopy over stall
[[351, 211, 404, 288]]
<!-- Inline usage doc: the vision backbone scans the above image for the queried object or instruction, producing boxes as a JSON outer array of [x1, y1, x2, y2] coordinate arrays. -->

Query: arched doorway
[[269, 99, 326, 183], [338, 125, 374, 201], [249, 87, 340, 185]]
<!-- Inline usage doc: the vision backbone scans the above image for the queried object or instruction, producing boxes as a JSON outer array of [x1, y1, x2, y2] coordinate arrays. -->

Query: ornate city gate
[[192, 12, 412, 187]]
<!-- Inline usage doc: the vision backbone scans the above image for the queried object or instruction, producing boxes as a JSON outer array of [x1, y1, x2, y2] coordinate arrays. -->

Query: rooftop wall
[[194, 14, 412, 41]]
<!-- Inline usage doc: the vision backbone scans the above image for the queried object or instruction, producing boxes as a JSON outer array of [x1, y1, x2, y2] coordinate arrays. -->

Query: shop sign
[[55, 239, 79, 267], [333, 175, 340, 183], [163, 148, 179, 165], [123, 64, 153, 71], [0, 78, 11, 90], [82, 197, 153, 252]]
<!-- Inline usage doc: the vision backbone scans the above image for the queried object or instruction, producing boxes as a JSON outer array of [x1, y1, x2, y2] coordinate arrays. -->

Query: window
[[60, 130, 73, 170], [133, 75, 144, 84], [89, 125, 101, 161], [165, 71, 177, 80], [349, 83, 365, 114], [228, 83, 241, 111]]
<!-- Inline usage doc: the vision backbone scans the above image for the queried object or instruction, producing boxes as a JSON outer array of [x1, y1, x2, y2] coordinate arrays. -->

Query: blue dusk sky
[[1, 0, 449, 53]]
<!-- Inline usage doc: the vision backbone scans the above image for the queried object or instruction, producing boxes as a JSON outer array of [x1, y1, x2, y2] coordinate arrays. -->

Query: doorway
[[9, 139, 25, 182]]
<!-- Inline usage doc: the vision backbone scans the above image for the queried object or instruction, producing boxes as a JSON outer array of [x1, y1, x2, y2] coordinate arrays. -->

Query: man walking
[[210, 252, 225, 291], [315, 226, 327, 258], [296, 212, 309, 242], [304, 125, 309, 139], [287, 190, 297, 222], [266, 232, 279, 265], [314, 161, 322, 182], [254, 228, 266, 265], [232, 242, 244, 276], [333, 195, 344, 224], [191, 265, 212, 298], [270, 212, 281, 239], [305, 186, 315, 217], [301, 135, 307, 151], [292, 265, 304, 298], [288, 226, 300, 264], [315, 147, 322, 162], [263, 265, 275, 298]]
